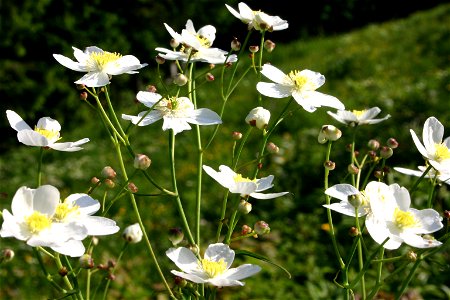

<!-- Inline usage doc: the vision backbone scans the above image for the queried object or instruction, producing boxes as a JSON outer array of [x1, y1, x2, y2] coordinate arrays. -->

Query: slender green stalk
[[102, 243, 129, 300], [395, 255, 422, 299], [409, 164, 433, 194], [354, 209, 365, 299], [37, 147, 44, 186]]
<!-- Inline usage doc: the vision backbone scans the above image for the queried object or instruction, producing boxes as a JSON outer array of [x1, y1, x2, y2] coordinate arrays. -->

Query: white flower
[[53, 46, 147, 87], [122, 223, 143, 243], [6, 110, 89, 152], [256, 64, 344, 112], [394, 166, 450, 185], [122, 91, 222, 135], [327, 107, 390, 126], [166, 243, 261, 287], [365, 183, 443, 249], [0, 185, 88, 257], [410, 116, 450, 172], [156, 20, 237, 64], [202, 165, 289, 199], [225, 2, 288, 32], [245, 107, 270, 129]]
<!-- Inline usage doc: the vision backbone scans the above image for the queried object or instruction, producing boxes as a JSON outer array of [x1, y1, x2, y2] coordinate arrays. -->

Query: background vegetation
[[1, 1, 450, 299]]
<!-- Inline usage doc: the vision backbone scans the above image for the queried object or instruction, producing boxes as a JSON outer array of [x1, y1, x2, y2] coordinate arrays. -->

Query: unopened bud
[[146, 85, 157, 93], [206, 73, 215, 82], [324, 160, 336, 170], [232, 131, 243, 140], [249, 45, 259, 53], [168, 227, 184, 246], [245, 107, 270, 130], [349, 226, 359, 237], [122, 223, 143, 243], [254, 221, 270, 236], [174, 276, 188, 287], [318, 125, 342, 144], [189, 244, 199, 255], [107, 273, 116, 281], [368, 150, 377, 160], [263, 40, 276, 53], [134, 154, 151, 170], [386, 138, 399, 149], [380, 146, 393, 159], [374, 169, 384, 179], [108, 260, 116, 269], [80, 91, 88, 101], [0, 249, 14, 263], [155, 55, 165, 65], [231, 37, 241, 51], [104, 178, 115, 189], [91, 177, 100, 184], [79, 254, 94, 269], [91, 236, 99, 246], [367, 139, 380, 150], [174, 73, 188, 86], [76, 84, 86, 90], [444, 210, 450, 220], [238, 199, 252, 214], [348, 194, 363, 208], [128, 182, 138, 193], [406, 250, 417, 262], [101, 166, 116, 179], [170, 38, 180, 48], [209, 63, 215, 69], [348, 164, 359, 175], [266, 142, 279, 154], [241, 224, 253, 235], [58, 266, 68, 277]]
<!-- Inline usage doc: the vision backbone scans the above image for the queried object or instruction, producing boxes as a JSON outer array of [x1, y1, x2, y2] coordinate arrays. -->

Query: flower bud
[[324, 160, 336, 170], [91, 177, 100, 184], [254, 221, 270, 236], [146, 85, 157, 93], [348, 226, 359, 237], [264, 40, 276, 53], [80, 91, 88, 101], [174, 73, 188, 86], [245, 107, 270, 130], [189, 244, 199, 255], [374, 169, 384, 179], [238, 199, 252, 214], [380, 146, 393, 159], [231, 37, 241, 51], [0, 249, 14, 263], [348, 164, 359, 175], [367, 139, 380, 150], [444, 210, 450, 220], [122, 223, 143, 243], [134, 154, 151, 170], [58, 266, 68, 277], [101, 166, 116, 179], [205, 73, 215, 82], [104, 178, 115, 189], [232, 131, 243, 140], [174, 276, 188, 287], [79, 254, 94, 269], [170, 38, 180, 48], [348, 194, 363, 208], [266, 142, 279, 154], [241, 224, 253, 235], [128, 182, 138, 193], [168, 227, 184, 246], [406, 250, 417, 262], [387, 138, 399, 149], [76, 84, 86, 90], [155, 55, 165, 65], [318, 125, 342, 144], [249, 45, 259, 53]]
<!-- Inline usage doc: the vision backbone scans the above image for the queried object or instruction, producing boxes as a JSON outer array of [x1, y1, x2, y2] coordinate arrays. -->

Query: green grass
[[1, 3, 450, 299]]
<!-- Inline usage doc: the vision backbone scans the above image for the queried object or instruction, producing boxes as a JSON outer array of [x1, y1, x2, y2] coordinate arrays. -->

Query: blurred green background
[[1, 0, 450, 299]]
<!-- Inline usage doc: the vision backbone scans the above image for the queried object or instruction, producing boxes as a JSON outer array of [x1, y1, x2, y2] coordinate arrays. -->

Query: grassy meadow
[[1, 3, 450, 299]]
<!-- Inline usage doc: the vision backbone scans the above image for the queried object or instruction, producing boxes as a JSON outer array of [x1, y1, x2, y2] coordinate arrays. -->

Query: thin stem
[[37, 147, 44, 186]]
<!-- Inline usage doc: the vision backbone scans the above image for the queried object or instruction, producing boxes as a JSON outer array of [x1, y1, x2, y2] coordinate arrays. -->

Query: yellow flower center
[[434, 143, 450, 162], [394, 208, 417, 229], [352, 110, 367, 118], [89, 51, 122, 71], [34, 126, 60, 141], [25, 211, 52, 233], [200, 258, 227, 278], [196, 35, 211, 48], [53, 201, 80, 222], [233, 174, 256, 183], [287, 70, 308, 88]]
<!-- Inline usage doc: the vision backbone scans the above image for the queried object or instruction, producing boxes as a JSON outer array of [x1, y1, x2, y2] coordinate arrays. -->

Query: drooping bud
[[0, 249, 14, 263], [79, 254, 95, 269], [58, 266, 68, 277], [263, 40, 276, 53], [348, 164, 359, 175], [245, 107, 270, 130], [348, 226, 359, 237], [324, 160, 336, 170], [101, 166, 116, 179], [122, 223, 143, 243], [367, 139, 380, 150], [266, 142, 280, 154], [80, 91, 88, 101], [374, 169, 384, 179], [318, 125, 342, 144], [128, 182, 138, 193], [444, 210, 450, 220], [386, 138, 399, 149], [348, 194, 363, 208], [146, 85, 157, 93], [238, 199, 252, 214], [241, 224, 253, 235], [232, 131, 243, 140], [174, 276, 188, 288], [249, 45, 259, 53], [104, 179, 115, 189], [380, 146, 393, 159], [168, 227, 184, 246], [174, 73, 188, 86], [406, 250, 417, 262], [205, 73, 215, 82], [254, 221, 270, 236], [155, 55, 165, 65], [231, 37, 241, 51], [91, 177, 100, 184], [189, 244, 199, 255], [134, 154, 151, 170], [170, 38, 180, 48]]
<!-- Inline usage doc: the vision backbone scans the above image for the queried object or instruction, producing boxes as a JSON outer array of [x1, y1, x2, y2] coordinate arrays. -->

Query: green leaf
[[235, 249, 292, 279]]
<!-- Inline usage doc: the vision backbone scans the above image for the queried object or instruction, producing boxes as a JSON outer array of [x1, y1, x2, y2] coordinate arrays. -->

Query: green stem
[[395, 255, 423, 300], [37, 147, 44, 186], [410, 164, 433, 195], [102, 243, 129, 300]]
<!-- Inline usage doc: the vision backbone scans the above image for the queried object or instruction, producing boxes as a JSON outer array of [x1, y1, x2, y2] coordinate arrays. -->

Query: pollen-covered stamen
[[25, 211, 52, 233], [200, 258, 227, 278], [34, 126, 60, 142], [88, 51, 122, 71], [53, 201, 80, 222], [434, 143, 450, 162], [352, 110, 367, 118], [394, 208, 418, 229], [196, 35, 211, 48], [286, 70, 316, 92], [233, 174, 256, 183]]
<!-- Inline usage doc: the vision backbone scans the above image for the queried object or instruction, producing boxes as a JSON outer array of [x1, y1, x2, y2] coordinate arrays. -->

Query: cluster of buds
[[101, 166, 117, 189]]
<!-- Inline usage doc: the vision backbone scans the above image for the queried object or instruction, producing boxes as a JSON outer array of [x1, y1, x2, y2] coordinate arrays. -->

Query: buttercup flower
[[394, 166, 450, 185], [365, 183, 443, 249], [166, 243, 261, 287], [122, 91, 222, 135], [6, 110, 89, 152], [327, 107, 391, 126], [53, 46, 147, 87], [256, 64, 344, 112], [0, 185, 87, 257], [156, 19, 237, 64], [225, 2, 288, 32], [245, 107, 270, 129], [410, 116, 450, 172], [202, 165, 288, 199]]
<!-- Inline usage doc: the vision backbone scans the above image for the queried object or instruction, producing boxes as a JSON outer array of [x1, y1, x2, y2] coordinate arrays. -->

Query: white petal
[[166, 247, 200, 273], [257, 82, 292, 98], [51, 240, 86, 257], [136, 91, 163, 107], [413, 208, 443, 233], [17, 130, 49, 147], [187, 108, 222, 125], [221, 264, 261, 281], [208, 277, 244, 287], [170, 270, 207, 284], [424, 117, 444, 146], [75, 72, 110, 87], [323, 202, 359, 217], [250, 192, 289, 200], [260, 64, 288, 84], [203, 165, 235, 189], [6, 110, 32, 131], [80, 216, 120, 236], [53, 54, 87, 72], [162, 117, 192, 135], [304, 91, 345, 110], [325, 184, 359, 202], [0, 209, 28, 240], [401, 233, 441, 248], [231, 181, 257, 195], [122, 111, 163, 126], [33, 185, 60, 215], [49, 138, 90, 152], [66, 194, 100, 215], [204, 243, 234, 269], [410, 128, 430, 159], [255, 175, 274, 191], [393, 167, 425, 178]]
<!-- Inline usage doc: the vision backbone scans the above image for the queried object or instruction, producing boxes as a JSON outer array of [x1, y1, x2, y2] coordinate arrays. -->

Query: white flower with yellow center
[[225, 2, 288, 32], [6, 110, 89, 151], [202, 165, 289, 199], [53, 46, 147, 87], [365, 183, 443, 249], [256, 64, 344, 112], [410, 116, 450, 172], [156, 19, 237, 64], [0, 185, 88, 257], [166, 243, 261, 287], [122, 91, 222, 135], [327, 107, 390, 126]]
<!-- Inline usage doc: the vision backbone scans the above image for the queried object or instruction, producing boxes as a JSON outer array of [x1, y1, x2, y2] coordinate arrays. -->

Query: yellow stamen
[[89, 51, 122, 71], [34, 126, 60, 141], [434, 143, 450, 162], [233, 174, 256, 183], [352, 110, 367, 118], [200, 258, 227, 278], [287, 70, 308, 88], [394, 208, 417, 229], [196, 35, 211, 48], [25, 211, 52, 233], [53, 201, 80, 222]]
